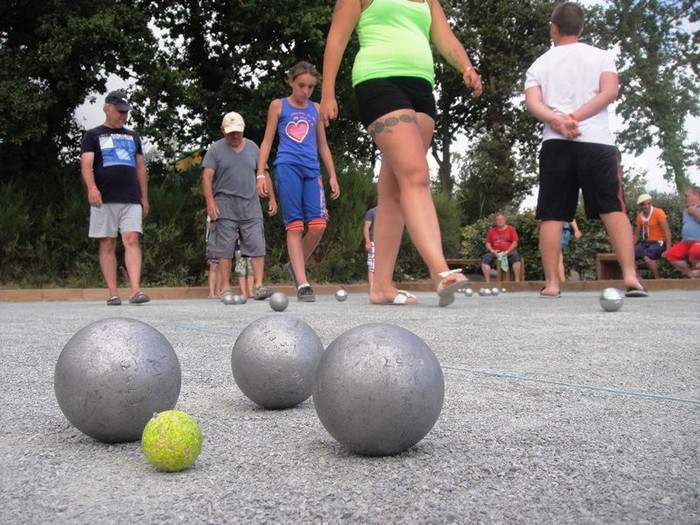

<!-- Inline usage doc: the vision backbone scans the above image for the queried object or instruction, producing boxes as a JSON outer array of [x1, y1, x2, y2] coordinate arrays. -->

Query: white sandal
[[371, 290, 417, 306], [437, 269, 466, 307]]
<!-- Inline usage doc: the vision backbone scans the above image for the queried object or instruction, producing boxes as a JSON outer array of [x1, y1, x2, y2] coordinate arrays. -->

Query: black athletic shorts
[[354, 77, 437, 128], [535, 140, 626, 221]]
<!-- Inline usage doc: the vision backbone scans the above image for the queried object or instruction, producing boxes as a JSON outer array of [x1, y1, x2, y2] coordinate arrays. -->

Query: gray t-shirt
[[202, 138, 263, 220]]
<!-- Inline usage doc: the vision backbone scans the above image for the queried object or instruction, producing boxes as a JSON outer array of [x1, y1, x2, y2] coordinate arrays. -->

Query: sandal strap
[[438, 269, 463, 279]]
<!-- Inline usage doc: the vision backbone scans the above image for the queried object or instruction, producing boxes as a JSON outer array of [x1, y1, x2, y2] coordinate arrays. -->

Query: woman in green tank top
[[321, 0, 482, 307]]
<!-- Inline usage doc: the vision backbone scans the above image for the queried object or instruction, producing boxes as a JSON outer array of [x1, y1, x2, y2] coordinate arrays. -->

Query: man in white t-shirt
[[524, 1, 647, 298]]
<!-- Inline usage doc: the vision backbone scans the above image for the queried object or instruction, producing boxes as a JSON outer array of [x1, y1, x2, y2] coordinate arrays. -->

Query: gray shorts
[[207, 218, 266, 259], [89, 203, 143, 238]]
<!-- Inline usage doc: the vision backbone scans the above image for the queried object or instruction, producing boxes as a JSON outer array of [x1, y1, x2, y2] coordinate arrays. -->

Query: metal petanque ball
[[483, 288, 492, 296], [231, 315, 323, 409], [464, 288, 474, 297], [501, 288, 507, 293], [269, 292, 289, 312], [491, 287, 500, 296], [335, 288, 349, 302], [600, 287, 624, 312], [313, 323, 445, 456], [221, 292, 237, 305], [478, 288, 486, 296], [232, 294, 247, 305], [54, 317, 181, 443]]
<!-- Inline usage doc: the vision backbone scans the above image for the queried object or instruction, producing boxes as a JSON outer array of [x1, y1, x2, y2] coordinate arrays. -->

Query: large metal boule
[[313, 323, 444, 456]]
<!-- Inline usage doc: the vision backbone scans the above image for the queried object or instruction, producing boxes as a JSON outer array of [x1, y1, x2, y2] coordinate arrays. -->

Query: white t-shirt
[[525, 42, 617, 145]]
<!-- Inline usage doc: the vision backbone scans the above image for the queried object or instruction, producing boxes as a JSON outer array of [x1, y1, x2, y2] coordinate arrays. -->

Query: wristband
[[256, 175, 266, 180], [461, 65, 473, 74], [568, 113, 578, 121], [87, 185, 98, 191]]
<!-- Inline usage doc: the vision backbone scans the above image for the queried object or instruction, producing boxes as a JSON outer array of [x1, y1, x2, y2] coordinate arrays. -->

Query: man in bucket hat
[[632, 193, 672, 279]]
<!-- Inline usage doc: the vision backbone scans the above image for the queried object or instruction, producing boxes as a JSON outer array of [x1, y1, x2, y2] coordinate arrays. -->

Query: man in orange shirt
[[632, 194, 672, 279]]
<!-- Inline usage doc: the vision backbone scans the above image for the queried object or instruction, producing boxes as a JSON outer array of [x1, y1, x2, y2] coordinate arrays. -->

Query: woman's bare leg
[[369, 110, 462, 304]]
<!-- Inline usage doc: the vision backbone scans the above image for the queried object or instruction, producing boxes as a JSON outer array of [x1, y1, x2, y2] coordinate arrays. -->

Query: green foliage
[[0, 183, 32, 283], [459, 209, 541, 280], [587, 0, 700, 192], [433, 0, 551, 200], [1, 1, 697, 288], [304, 161, 376, 283], [140, 176, 204, 287], [131, 0, 372, 164], [0, 0, 156, 188], [457, 187, 688, 282]]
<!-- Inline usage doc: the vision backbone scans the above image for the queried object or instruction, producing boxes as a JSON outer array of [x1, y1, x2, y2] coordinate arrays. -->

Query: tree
[[587, 0, 700, 192], [0, 0, 156, 194], [131, 0, 372, 167], [435, 0, 552, 218]]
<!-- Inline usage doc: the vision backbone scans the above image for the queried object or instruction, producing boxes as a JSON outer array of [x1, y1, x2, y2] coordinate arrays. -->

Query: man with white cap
[[202, 111, 276, 303], [632, 193, 672, 279]]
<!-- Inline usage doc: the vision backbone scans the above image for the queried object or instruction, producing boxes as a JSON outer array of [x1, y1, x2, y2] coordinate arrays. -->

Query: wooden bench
[[445, 258, 481, 271], [445, 257, 525, 282], [596, 253, 622, 280], [498, 257, 525, 282]]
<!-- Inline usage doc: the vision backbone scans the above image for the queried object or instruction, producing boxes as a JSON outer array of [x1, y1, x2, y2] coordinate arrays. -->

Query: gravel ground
[[1, 290, 699, 524]]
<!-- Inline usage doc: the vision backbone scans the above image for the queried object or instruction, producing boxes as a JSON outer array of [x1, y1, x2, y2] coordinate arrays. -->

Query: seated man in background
[[632, 193, 672, 279], [481, 213, 522, 283], [664, 186, 700, 278]]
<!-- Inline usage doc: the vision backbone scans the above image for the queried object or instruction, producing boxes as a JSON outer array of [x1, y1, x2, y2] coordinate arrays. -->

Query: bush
[[458, 192, 688, 282], [0, 156, 688, 289]]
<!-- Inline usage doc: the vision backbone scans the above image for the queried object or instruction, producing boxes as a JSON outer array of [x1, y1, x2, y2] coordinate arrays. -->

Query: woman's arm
[[320, 0, 363, 125], [427, 0, 482, 97], [315, 103, 340, 200]]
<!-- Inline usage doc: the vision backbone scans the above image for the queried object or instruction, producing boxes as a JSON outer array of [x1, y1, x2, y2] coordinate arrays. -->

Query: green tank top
[[352, 0, 434, 87]]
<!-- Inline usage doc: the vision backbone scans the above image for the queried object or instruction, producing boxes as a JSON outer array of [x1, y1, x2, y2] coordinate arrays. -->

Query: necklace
[[640, 206, 654, 240]]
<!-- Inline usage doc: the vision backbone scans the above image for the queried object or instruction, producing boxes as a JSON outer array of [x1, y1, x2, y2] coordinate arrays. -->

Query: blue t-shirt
[[80, 125, 143, 204], [274, 98, 319, 170], [682, 205, 700, 241]]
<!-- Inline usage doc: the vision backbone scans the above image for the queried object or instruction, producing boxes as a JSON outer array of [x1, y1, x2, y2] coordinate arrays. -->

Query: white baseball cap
[[221, 112, 245, 133]]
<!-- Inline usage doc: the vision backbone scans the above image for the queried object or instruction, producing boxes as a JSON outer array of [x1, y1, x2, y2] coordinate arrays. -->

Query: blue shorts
[[561, 229, 571, 251], [275, 163, 328, 228], [482, 251, 521, 266], [635, 240, 665, 260]]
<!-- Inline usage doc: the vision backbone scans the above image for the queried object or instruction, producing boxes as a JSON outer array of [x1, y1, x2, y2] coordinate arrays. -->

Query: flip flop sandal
[[437, 269, 467, 307], [372, 290, 417, 306], [107, 295, 122, 306], [129, 291, 151, 304], [624, 287, 649, 298]]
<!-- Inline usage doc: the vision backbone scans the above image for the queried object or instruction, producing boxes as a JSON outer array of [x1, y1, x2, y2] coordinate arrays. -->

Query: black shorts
[[354, 77, 437, 128], [535, 140, 626, 221]]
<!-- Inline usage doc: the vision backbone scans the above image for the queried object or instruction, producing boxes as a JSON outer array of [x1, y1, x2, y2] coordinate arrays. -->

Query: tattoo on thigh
[[367, 114, 417, 139]]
